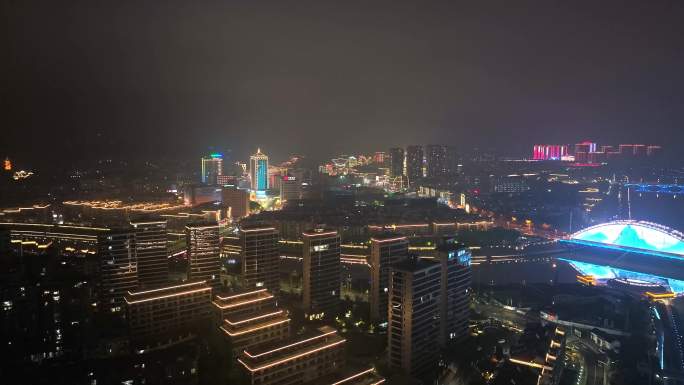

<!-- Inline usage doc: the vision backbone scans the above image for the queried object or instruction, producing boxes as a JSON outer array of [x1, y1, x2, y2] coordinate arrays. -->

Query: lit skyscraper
[[425, 144, 448, 178], [302, 228, 341, 320], [389, 147, 405, 178], [98, 229, 138, 313], [240, 224, 280, 292], [249, 148, 269, 191], [201, 153, 224, 184], [186, 223, 221, 289], [130, 220, 169, 289], [370, 233, 408, 323], [435, 237, 472, 345], [405, 145, 424, 185], [388, 257, 441, 376]]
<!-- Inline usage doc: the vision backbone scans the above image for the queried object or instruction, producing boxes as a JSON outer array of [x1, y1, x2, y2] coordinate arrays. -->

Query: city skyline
[[3, 2, 684, 384]]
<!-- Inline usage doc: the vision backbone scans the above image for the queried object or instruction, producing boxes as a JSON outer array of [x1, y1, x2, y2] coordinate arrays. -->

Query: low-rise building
[[214, 288, 291, 355], [125, 281, 212, 349], [237, 326, 346, 385]]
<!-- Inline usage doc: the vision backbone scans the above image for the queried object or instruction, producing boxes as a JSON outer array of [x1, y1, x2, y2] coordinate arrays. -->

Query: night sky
[[4, 0, 684, 166]]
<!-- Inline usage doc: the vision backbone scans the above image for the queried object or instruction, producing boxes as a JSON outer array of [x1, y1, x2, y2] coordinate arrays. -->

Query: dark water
[[472, 260, 577, 286]]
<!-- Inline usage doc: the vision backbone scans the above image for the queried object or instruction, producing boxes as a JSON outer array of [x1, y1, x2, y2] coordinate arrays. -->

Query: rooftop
[[239, 326, 344, 371], [125, 281, 211, 304], [392, 257, 439, 273]]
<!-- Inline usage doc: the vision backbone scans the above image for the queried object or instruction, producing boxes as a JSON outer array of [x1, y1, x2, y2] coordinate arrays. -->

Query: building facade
[[186, 223, 221, 289], [425, 144, 448, 178], [302, 228, 341, 320], [435, 238, 472, 345], [222, 186, 250, 219], [237, 326, 346, 385], [201, 153, 224, 184], [215, 289, 290, 355], [388, 257, 441, 376], [99, 229, 138, 313], [280, 176, 302, 202], [369, 234, 408, 323], [240, 225, 280, 292], [250, 148, 269, 191], [388, 147, 405, 178], [130, 220, 169, 289], [125, 281, 212, 348], [405, 145, 424, 185]]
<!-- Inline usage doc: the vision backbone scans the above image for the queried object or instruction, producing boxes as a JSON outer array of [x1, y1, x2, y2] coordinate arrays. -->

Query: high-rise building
[[240, 225, 280, 292], [374, 151, 386, 164], [302, 228, 341, 320], [222, 186, 250, 219], [369, 233, 408, 323], [237, 326, 346, 385], [99, 229, 138, 313], [435, 237, 472, 345], [425, 144, 448, 178], [186, 223, 221, 289], [130, 220, 169, 289], [201, 153, 224, 184], [388, 257, 441, 376], [250, 148, 269, 191], [125, 281, 212, 348], [405, 145, 424, 185], [215, 289, 291, 355], [389, 147, 405, 178], [280, 176, 302, 202]]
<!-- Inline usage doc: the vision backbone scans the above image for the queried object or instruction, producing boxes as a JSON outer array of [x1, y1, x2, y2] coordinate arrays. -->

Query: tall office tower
[[369, 233, 408, 323], [388, 257, 441, 376], [389, 147, 405, 178], [240, 224, 280, 292], [98, 229, 138, 313], [237, 326, 346, 385], [405, 145, 424, 185], [201, 153, 224, 184], [186, 223, 221, 289], [222, 186, 250, 219], [302, 228, 341, 320], [125, 281, 212, 348], [374, 151, 386, 164], [130, 220, 168, 288], [215, 289, 290, 355], [250, 148, 269, 191], [280, 176, 302, 203], [435, 237, 472, 345], [425, 144, 448, 178], [445, 145, 458, 175]]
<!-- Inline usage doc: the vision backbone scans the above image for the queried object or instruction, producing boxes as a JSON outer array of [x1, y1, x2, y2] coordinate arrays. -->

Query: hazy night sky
[[4, 0, 684, 167]]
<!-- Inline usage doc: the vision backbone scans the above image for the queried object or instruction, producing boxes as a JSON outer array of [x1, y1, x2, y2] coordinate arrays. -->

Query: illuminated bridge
[[560, 220, 684, 295], [625, 183, 684, 194]]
